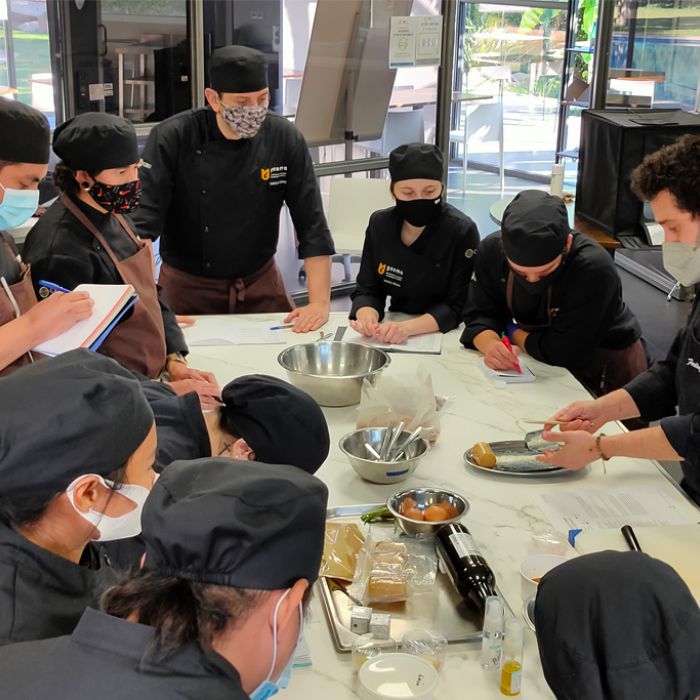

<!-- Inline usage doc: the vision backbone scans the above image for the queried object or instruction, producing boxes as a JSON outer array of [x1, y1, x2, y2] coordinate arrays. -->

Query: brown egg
[[423, 504, 450, 521], [439, 502, 459, 519], [400, 497, 418, 514], [402, 506, 425, 521]]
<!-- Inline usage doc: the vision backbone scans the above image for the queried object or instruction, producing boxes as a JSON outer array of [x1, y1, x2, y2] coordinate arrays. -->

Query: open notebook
[[479, 356, 535, 384], [33, 284, 137, 356], [339, 326, 443, 355]]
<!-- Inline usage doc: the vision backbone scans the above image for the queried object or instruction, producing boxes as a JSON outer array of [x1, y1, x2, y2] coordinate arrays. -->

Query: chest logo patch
[[687, 358, 700, 373], [378, 262, 387, 275], [260, 168, 271, 181]]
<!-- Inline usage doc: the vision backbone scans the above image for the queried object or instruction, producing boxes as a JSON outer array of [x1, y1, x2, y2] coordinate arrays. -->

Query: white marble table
[[186, 312, 699, 699]]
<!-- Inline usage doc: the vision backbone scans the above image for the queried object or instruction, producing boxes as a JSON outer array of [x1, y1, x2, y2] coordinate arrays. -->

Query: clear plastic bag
[[319, 522, 365, 581]]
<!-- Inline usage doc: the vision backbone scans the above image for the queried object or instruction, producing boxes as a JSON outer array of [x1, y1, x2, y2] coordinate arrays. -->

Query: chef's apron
[[0, 240, 44, 376], [506, 271, 648, 397], [674, 302, 700, 503], [159, 257, 295, 315], [62, 195, 167, 378]]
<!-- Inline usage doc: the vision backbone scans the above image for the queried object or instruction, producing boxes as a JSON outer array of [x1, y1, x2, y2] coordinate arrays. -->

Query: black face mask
[[395, 197, 442, 227]]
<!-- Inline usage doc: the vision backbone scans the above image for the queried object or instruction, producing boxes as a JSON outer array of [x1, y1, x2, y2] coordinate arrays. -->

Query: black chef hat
[[535, 551, 700, 700], [142, 458, 329, 588], [209, 45, 268, 94], [389, 143, 444, 183], [220, 374, 330, 474], [0, 97, 50, 165], [501, 190, 570, 266], [53, 112, 139, 173], [0, 350, 154, 500]]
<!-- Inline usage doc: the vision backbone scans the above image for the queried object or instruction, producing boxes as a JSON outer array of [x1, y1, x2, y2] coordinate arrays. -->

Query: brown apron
[[62, 195, 167, 378], [159, 257, 295, 315], [0, 241, 43, 376], [506, 270, 648, 396]]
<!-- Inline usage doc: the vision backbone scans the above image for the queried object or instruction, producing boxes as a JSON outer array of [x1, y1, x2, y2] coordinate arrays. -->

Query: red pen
[[500, 333, 522, 374]]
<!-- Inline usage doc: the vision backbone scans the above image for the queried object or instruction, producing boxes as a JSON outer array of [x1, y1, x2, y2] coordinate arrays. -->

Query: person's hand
[[284, 301, 330, 333], [350, 307, 381, 337], [548, 400, 607, 433], [536, 429, 599, 471], [27, 291, 94, 342], [375, 322, 408, 345], [167, 376, 222, 410], [166, 361, 218, 386], [483, 337, 520, 371], [176, 315, 196, 327]]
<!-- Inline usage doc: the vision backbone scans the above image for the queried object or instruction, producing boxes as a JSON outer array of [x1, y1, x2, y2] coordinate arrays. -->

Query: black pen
[[621, 524, 642, 552]]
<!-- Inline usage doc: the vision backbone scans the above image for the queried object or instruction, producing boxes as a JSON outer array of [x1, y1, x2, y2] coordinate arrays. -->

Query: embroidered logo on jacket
[[687, 358, 700, 373], [378, 263, 403, 288], [261, 168, 271, 181], [261, 165, 288, 187], [378, 262, 387, 275]]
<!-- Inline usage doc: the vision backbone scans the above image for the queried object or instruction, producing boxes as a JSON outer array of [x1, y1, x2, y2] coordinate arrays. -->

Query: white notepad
[[479, 356, 536, 383], [184, 318, 287, 346], [341, 326, 443, 355], [33, 284, 136, 356]]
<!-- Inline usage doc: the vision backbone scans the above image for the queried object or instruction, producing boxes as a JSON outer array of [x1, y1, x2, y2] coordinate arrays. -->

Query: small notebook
[[33, 284, 137, 356], [479, 356, 536, 383], [339, 326, 443, 355], [184, 318, 287, 346]]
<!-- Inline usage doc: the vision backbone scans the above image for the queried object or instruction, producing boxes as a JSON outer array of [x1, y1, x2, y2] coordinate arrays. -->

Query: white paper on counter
[[184, 319, 287, 346], [340, 326, 443, 354], [538, 485, 698, 531]]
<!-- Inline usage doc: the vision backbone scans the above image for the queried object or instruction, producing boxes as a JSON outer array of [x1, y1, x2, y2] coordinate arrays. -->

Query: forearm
[[0, 316, 38, 370], [473, 329, 502, 355], [597, 389, 641, 423], [600, 426, 681, 462], [512, 328, 529, 349], [304, 256, 331, 306], [400, 314, 439, 337]]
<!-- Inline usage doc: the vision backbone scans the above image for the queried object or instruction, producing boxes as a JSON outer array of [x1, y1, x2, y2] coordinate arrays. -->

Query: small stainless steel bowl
[[339, 427, 430, 484], [387, 487, 469, 537], [277, 341, 390, 407]]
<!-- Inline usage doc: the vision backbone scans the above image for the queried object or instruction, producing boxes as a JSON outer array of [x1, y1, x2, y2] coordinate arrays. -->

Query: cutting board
[[575, 525, 700, 604]]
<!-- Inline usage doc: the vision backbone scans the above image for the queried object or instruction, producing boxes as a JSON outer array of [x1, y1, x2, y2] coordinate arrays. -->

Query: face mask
[[250, 589, 304, 700], [218, 101, 268, 139], [395, 196, 442, 227], [66, 473, 150, 541], [0, 182, 40, 230], [663, 242, 700, 287], [88, 179, 141, 214]]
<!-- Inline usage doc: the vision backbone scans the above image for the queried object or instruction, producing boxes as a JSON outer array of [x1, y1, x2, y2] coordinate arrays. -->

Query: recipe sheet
[[184, 319, 286, 346], [538, 485, 697, 531]]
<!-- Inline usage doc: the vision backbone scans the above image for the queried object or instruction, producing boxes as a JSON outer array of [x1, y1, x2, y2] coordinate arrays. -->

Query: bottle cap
[[503, 618, 524, 653], [484, 596, 504, 630]]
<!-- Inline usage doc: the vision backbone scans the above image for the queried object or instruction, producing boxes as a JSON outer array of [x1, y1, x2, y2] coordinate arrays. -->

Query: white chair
[[364, 108, 425, 156], [449, 101, 505, 195], [327, 177, 395, 282]]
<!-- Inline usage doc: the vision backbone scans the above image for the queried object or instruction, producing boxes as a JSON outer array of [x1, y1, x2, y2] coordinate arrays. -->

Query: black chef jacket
[[461, 232, 641, 368], [21, 197, 187, 356], [0, 522, 117, 646], [625, 292, 700, 503], [349, 203, 480, 332], [0, 608, 248, 700], [132, 107, 335, 279], [0, 232, 22, 285]]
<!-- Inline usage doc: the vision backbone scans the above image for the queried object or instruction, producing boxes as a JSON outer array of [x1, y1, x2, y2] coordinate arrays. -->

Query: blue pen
[[38, 280, 71, 294], [270, 324, 295, 330]]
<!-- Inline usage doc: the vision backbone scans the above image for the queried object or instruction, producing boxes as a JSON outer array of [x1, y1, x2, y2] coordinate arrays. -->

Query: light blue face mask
[[0, 182, 40, 231], [250, 589, 304, 700]]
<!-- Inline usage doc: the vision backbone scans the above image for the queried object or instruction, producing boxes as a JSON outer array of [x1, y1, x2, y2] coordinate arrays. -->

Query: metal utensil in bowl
[[339, 427, 429, 484], [387, 487, 469, 537], [277, 341, 390, 407]]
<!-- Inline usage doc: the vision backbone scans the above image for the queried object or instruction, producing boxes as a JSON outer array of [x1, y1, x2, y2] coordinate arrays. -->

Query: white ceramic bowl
[[519, 554, 568, 600], [358, 653, 439, 700]]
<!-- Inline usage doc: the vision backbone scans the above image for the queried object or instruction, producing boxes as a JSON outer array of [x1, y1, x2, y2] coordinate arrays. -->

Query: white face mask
[[0, 182, 40, 230], [662, 242, 700, 287], [66, 474, 150, 541]]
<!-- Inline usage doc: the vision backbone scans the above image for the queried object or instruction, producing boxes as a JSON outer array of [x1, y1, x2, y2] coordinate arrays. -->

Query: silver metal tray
[[463, 442, 571, 478], [318, 503, 513, 653]]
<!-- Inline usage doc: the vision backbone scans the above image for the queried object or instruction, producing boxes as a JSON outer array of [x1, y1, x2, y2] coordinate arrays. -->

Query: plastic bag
[[356, 366, 448, 444], [320, 522, 365, 581]]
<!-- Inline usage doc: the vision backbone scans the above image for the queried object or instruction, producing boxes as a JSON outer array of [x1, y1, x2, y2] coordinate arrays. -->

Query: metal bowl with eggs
[[387, 487, 469, 537], [277, 341, 390, 407], [339, 427, 430, 484]]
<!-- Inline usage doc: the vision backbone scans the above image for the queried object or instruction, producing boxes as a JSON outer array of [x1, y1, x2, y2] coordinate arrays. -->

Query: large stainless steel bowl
[[277, 341, 390, 407], [387, 487, 469, 537]]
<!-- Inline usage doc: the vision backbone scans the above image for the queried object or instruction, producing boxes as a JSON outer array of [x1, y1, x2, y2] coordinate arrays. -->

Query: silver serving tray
[[463, 441, 571, 478], [318, 503, 513, 652]]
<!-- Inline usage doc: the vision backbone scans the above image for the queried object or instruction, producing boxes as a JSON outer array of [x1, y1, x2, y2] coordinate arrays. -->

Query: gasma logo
[[378, 262, 387, 275], [260, 168, 270, 181]]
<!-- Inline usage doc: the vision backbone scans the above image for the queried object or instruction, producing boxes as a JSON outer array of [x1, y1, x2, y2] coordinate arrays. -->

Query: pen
[[500, 332, 522, 374], [38, 280, 71, 294], [621, 524, 642, 552], [270, 324, 294, 330]]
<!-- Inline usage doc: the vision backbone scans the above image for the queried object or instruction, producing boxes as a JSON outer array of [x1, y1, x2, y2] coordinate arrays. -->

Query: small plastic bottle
[[549, 163, 565, 197], [500, 618, 524, 696], [480, 596, 504, 670]]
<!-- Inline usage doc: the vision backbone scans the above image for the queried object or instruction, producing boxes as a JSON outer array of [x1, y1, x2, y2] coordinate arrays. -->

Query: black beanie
[[389, 143, 443, 183]]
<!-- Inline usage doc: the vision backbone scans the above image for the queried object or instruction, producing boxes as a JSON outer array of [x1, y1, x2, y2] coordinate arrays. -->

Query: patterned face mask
[[218, 100, 268, 139], [88, 179, 141, 214]]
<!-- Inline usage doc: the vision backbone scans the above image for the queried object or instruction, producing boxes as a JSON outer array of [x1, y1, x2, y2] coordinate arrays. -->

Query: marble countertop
[[187, 312, 699, 699]]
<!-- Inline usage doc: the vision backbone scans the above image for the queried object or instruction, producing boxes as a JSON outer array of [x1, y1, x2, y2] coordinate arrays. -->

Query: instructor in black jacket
[[461, 190, 646, 396], [133, 45, 335, 333]]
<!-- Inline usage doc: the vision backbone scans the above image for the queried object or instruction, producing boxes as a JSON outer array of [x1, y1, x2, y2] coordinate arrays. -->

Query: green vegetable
[[361, 506, 393, 523]]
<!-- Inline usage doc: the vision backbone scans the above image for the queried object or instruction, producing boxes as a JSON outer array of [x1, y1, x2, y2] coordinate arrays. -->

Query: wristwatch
[[166, 352, 188, 366]]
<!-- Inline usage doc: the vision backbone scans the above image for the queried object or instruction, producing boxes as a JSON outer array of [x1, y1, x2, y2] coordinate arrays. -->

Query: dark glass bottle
[[436, 523, 497, 619]]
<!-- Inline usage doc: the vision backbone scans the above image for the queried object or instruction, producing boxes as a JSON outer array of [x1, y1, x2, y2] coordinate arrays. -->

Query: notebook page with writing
[[341, 326, 442, 354]]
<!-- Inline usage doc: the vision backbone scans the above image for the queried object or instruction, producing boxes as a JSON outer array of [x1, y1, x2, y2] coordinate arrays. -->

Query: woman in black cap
[[461, 189, 646, 396], [0, 350, 157, 646], [0, 98, 94, 374], [350, 143, 479, 344], [0, 458, 329, 700], [535, 551, 700, 700], [22, 112, 220, 406]]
